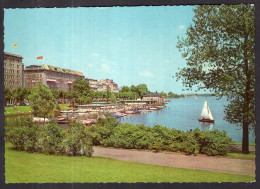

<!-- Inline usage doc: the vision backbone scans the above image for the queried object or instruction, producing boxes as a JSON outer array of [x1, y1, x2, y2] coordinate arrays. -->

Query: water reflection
[[200, 122, 214, 131]]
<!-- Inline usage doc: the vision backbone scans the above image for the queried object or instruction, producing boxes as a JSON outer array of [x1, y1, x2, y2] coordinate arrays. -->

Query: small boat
[[125, 111, 133, 114], [110, 114, 122, 118], [199, 99, 214, 123], [80, 120, 93, 126], [132, 110, 141, 114], [33, 117, 49, 123]]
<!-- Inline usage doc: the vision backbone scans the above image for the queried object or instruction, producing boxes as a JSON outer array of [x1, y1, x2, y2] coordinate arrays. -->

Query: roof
[[25, 64, 84, 76], [4, 52, 23, 59], [143, 94, 163, 98]]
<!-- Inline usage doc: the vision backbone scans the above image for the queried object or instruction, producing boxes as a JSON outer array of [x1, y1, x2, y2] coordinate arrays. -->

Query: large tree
[[176, 4, 255, 153], [29, 84, 56, 122], [72, 78, 91, 104]]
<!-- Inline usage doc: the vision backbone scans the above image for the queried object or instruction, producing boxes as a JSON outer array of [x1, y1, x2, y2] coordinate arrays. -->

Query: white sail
[[200, 100, 214, 120]]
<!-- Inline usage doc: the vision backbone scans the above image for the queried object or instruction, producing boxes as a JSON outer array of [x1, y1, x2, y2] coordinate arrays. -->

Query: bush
[[36, 121, 64, 155], [90, 117, 120, 146], [91, 117, 231, 156], [194, 128, 231, 156], [8, 116, 39, 152], [62, 121, 93, 157]]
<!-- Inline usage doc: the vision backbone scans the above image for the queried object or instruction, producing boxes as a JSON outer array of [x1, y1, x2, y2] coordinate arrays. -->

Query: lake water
[[119, 96, 255, 143], [5, 96, 255, 143]]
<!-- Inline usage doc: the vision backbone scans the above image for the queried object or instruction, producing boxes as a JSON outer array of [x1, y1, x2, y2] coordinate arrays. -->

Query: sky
[[4, 6, 201, 94]]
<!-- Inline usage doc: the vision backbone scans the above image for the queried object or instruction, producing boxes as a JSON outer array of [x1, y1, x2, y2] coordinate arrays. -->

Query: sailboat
[[199, 99, 214, 123]]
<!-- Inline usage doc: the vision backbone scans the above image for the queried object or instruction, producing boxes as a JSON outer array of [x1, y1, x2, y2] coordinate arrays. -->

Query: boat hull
[[198, 119, 214, 123]]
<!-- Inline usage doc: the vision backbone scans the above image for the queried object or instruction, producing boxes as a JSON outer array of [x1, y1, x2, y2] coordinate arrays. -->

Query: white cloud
[[139, 71, 154, 78], [100, 63, 111, 74], [165, 60, 170, 64], [101, 58, 115, 65], [179, 25, 186, 29], [90, 53, 99, 57]]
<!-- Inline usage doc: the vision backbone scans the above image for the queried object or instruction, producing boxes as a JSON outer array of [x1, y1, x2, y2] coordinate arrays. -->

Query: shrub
[[178, 133, 199, 155], [62, 121, 93, 157], [36, 121, 64, 154], [194, 129, 231, 156], [8, 116, 39, 152], [90, 117, 120, 146]]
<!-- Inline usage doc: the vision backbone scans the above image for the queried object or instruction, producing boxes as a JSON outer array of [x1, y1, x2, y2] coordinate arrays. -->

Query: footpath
[[93, 147, 255, 176]]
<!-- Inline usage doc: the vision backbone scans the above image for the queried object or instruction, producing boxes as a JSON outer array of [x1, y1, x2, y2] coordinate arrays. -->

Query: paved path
[[93, 147, 255, 176]]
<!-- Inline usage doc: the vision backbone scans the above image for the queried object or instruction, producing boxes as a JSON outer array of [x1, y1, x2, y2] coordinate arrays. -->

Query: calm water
[[119, 97, 255, 143], [5, 97, 255, 143]]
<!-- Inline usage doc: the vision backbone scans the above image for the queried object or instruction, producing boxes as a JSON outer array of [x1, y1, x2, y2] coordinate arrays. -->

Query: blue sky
[[4, 6, 200, 94]]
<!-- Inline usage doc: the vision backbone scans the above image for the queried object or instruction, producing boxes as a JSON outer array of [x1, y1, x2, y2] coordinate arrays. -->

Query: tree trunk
[[242, 119, 249, 154], [242, 32, 250, 154]]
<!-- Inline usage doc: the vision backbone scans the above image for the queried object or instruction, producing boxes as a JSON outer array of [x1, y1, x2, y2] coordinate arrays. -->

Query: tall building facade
[[85, 78, 98, 91], [85, 78, 119, 92], [24, 64, 84, 90], [4, 52, 24, 89]]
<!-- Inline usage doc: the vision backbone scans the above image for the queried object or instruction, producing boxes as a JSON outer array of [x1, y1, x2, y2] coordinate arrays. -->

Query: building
[[142, 94, 165, 104], [4, 52, 24, 89], [86, 78, 120, 93], [24, 64, 84, 90], [85, 78, 98, 91], [97, 79, 119, 93]]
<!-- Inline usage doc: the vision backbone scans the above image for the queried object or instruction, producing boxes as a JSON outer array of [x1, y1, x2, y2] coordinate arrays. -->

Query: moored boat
[[132, 110, 141, 114], [125, 111, 133, 114], [33, 117, 49, 123]]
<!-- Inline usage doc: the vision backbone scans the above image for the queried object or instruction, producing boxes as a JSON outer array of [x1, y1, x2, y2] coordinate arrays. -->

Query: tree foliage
[[29, 84, 55, 120], [72, 78, 91, 104], [176, 5, 255, 153]]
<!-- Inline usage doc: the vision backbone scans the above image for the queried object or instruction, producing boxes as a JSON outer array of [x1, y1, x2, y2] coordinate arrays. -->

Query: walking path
[[93, 147, 255, 176]]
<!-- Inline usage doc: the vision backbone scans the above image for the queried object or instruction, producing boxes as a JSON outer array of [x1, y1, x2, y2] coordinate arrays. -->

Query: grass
[[230, 142, 255, 146], [55, 104, 71, 111], [4, 106, 32, 116], [4, 104, 71, 116], [5, 143, 254, 183], [226, 152, 255, 160]]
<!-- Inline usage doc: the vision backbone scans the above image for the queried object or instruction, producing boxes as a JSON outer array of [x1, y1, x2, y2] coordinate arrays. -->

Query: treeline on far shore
[[4, 79, 187, 106]]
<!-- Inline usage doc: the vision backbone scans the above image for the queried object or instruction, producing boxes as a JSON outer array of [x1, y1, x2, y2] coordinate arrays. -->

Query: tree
[[51, 89, 59, 104], [106, 86, 111, 102], [13, 87, 27, 105], [29, 84, 56, 122], [136, 84, 149, 99], [72, 78, 91, 104], [4, 87, 12, 105], [120, 86, 130, 92], [176, 5, 255, 153]]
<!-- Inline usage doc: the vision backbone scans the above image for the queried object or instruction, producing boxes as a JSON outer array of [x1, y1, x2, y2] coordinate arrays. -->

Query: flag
[[37, 56, 43, 59], [12, 44, 17, 47]]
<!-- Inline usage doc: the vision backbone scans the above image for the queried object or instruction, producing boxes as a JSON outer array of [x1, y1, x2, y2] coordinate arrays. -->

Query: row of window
[[4, 62, 22, 68], [4, 81, 21, 86], [4, 69, 21, 74], [4, 75, 21, 79], [25, 74, 42, 78], [4, 57, 22, 63]]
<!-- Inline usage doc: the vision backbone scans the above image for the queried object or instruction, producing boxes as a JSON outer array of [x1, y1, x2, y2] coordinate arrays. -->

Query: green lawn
[[4, 106, 32, 116], [4, 104, 71, 116], [5, 143, 254, 183], [227, 152, 255, 160], [230, 142, 255, 146]]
